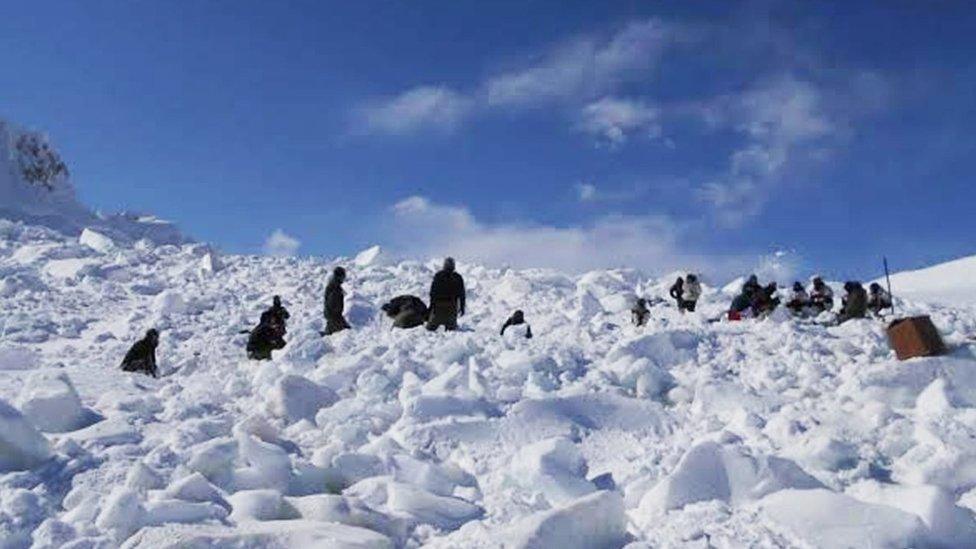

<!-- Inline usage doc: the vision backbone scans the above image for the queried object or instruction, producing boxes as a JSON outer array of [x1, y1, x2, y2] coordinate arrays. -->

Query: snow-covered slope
[[881, 255, 976, 307], [0, 119, 185, 246], [3, 217, 976, 548]]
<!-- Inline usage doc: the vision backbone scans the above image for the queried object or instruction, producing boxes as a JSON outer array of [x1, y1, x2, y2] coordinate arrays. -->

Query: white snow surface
[[3, 217, 976, 547], [881, 254, 976, 307]]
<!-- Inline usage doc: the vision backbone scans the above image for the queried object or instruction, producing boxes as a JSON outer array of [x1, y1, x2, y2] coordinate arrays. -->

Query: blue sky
[[2, 1, 974, 280]]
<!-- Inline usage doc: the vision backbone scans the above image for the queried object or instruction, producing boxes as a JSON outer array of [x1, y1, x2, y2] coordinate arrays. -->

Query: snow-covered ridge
[[2, 217, 976, 548], [0, 119, 185, 246], [880, 255, 976, 307]]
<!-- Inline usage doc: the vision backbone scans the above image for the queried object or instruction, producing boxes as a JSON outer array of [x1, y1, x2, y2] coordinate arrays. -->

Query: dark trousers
[[325, 315, 350, 335], [426, 299, 458, 331]]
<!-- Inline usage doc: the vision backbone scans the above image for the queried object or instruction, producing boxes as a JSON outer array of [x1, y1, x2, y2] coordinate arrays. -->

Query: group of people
[[119, 259, 895, 376], [728, 275, 892, 323]]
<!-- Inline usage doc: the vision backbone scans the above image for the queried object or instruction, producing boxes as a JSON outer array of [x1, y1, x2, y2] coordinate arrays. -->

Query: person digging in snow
[[728, 284, 758, 321], [786, 281, 810, 314], [751, 282, 781, 317], [324, 266, 351, 335], [837, 281, 868, 324], [810, 277, 834, 313], [867, 282, 893, 315], [121, 329, 159, 377], [427, 257, 466, 332], [266, 295, 290, 338], [681, 274, 702, 312], [247, 310, 285, 360], [382, 295, 428, 329], [668, 277, 684, 309], [632, 298, 650, 327], [500, 310, 533, 338]]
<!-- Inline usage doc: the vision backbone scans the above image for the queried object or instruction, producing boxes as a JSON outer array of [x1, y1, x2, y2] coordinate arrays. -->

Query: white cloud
[[697, 76, 834, 225], [577, 97, 660, 146], [485, 19, 678, 107], [354, 86, 474, 135], [263, 229, 301, 256], [575, 182, 598, 202], [384, 195, 743, 276]]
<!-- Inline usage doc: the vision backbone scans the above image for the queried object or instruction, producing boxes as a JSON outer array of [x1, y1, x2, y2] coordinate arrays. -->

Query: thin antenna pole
[[884, 256, 896, 316]]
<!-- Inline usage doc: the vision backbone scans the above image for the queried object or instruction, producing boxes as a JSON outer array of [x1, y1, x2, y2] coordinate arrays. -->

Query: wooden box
[[887, 316, 947, 360]]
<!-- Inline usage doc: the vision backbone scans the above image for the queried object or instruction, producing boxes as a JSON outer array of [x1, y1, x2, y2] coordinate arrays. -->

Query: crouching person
[[121, 329, 159, 377], [786, 282, 810, 315], [837, 281, 868, 324], [632, 298, 650, 327], [867, 283, 892, 315], [382, 295, 428, 329], [247, 311, 281, 360], [501, 310, 533, 339]]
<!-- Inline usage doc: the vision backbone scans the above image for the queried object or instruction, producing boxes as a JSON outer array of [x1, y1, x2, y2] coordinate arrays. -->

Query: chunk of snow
[[0, 346, 39, 370], [760, 489, 930, 549], [268, 374, 339, 424], [637, 441, 823, 517], [354, 245, 388, 267], [164, 473, 228, 507], [152, 290, 186, 317], [95, 488, 147, 540], [508, 437, 596, 505], [507, 491, 627, 549], [144, 499, 228, 526], [79, 228, 116, 253], [16, 372, 97, 433], [0, 398, 51, 472], [125, 462, 166, 491], [386, 482, 483, 530], [43, 258, 100, 279], [122, 520, 393, 549], [847, 480, 976, 547], [227, 489, 292, 522]]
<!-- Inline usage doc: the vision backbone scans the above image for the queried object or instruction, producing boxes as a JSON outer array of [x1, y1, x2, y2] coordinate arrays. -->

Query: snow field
[[2, 217, 976, 547]]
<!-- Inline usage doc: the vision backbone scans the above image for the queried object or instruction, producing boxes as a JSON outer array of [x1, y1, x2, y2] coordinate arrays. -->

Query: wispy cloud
[[353, 85, 474, 136], [384, 195, 743, 275], [263, 229, 301, 256], [351, 19, 685, 136], [485, 19, 679, 107], [697, 76, 835, 225], [576, 97, 661, 147]]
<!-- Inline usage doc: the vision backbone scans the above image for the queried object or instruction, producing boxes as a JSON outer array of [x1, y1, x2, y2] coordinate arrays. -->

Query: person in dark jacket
[[668, 277, 684, 309], [267, 295, 290, 337], [751, 282, 781, 317], [247, 311, 281, 360], [632, 298, 650, 327], [382, 295, 428, 329], [121, 329, 159, 377], [427, 257, 466, 332], [837, 281, 868, 324], [810, 277, 834, 313], [743, 274, 761, 295], [728, 286, 756, 321], [324, 266, 351, 335], [867, 283, 893, 315], [501, 310, 533, 338], [786, 282, 810, 314]]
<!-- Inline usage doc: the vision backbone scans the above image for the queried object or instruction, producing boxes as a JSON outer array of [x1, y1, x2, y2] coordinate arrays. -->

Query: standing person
[[867, 283, 893, 315], [121, 329, 159, 378], [427, 257, 466, 332], [681, 274, 702, 312], [837, 281, 868, 324], [810, 277, 834, 313], [632, 298, 650, 327], [324, 266, 351, 335], [668, 277, 684, 309]]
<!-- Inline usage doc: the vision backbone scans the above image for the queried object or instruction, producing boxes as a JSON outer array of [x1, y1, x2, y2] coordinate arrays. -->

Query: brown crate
[[887, 316, 947, 360]]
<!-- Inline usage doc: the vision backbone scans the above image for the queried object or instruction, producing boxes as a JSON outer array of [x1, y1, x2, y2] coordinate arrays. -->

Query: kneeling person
[[122, 329, 159, 378], [501, 310, 533, 339], [382, 295, 428, 329]]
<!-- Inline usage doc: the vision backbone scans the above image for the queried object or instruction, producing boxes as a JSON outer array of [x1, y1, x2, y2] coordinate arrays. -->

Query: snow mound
[[268, 375, 340, 423], [16, 372, 99, 432], [0, 398, 51, 472], [122, 520, 393, 549], [354, 245, 389, 267], [883, 254, 976, 306], [507, 491, 627, 549]]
